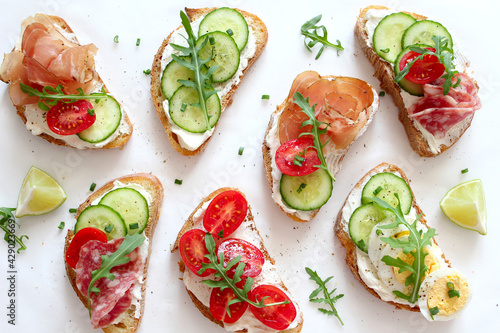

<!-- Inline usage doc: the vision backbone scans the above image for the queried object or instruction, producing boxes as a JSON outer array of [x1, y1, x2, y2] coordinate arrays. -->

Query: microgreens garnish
[[370, 194, 436, 304], [447, 282, 460, 298], [305, 267, 344, 325], [293, 92, 335, 180], [394, 36, 460, 95], [199, 233, 289, 315], [170, 11, 219, 132], [87, 233, 145, 317], [301, 15, 344, 60], [0, 207, 28, 253], [19, 83, 111, 112]]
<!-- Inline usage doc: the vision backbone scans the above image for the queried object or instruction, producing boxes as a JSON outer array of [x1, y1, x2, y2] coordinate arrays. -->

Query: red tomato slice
[[179, 229, 216, 277], [210, 286, 249, 324], [65, 227, 107, 269], [249, 285, 297, 330], [399, 47, 445, 85], [275, 138, 320, 176], [203, 191, 248, 238], [46, 100, 96, 135], [217, 238, 265, 278]]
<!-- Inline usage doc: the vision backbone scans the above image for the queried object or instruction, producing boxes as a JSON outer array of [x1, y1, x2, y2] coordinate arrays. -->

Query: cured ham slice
[[75, 238, 144, 329]]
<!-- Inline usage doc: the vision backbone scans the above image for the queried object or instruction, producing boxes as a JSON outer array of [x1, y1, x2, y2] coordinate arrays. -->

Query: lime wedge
[[15, 166, 67, 218], [440, 179, 487, 235]]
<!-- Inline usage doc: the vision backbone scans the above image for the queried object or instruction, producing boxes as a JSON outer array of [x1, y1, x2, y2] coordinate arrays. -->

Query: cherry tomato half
[[398, 47, 445, 85], [217, 238, 265, 278], [203, 191, 248, 238], [249, 285, 297, 330], [210, 285, 249, 324], [275, 138, 320, 176], [178, 229, 216, 277], [46, 100, 96, 135], [66, 227, 107, 269]]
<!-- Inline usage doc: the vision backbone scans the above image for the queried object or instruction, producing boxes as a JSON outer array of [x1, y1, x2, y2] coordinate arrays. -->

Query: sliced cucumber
[[361, 172, 413, 215], [169, 85, 221, 133], [198, 7, 249, 51], [280, 169, 333, 211], [394, 45, 426, 96], [196, 31, 240, 83], [77, 97, 122, 143], [75, 204, 127, 240], [161, 57, 195, 100], [99, 188, 149, 235], [402, 20, 453, 50], [349, 203, 394, 253], [373, 12, 416, 63]]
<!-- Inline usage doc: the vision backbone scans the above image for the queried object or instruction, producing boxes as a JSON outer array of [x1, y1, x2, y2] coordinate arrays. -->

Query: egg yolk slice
[[393, 248, 441, 285], [427, 274, 470, 316]]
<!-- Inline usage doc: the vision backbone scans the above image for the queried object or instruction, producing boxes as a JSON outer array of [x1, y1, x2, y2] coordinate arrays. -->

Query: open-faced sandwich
[[64, 173, 163, 332], [335, 163, 471, 321], [151, 7, 268, 155], [0, 14, 132, 149], [355, 5, 481, 157], [172, 188, 303, 332], [263, 70, 379, 222]]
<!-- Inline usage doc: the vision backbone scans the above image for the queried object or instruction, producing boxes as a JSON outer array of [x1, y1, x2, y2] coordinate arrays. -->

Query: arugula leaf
[[369, 194, 436, 303], [19, 83, 111, 112], [293, 92, 335, 181], [170, 11, 219, 131], [200, 233, 289, 314], [305, 267, 344, 325], [0, 207, 28, 253], [87, 233, 145, 317], [301, 15, 344, 60]]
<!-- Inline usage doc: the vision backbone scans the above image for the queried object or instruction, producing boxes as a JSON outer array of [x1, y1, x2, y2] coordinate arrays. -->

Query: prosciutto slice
[[408, 73, 481, 139], [75, 238, 143, 329]]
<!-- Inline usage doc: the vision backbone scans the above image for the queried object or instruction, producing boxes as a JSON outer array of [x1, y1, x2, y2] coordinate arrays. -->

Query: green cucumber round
[[161, 57, 195, 100], [361, 172, 413, 215], [373, 12, 416, 63], [402, 20, 453, 50], [77, 97, 122, 143], [99, 188, 149, 235], [75, 205, 127, 240], [280, 169, 333, 211], [349, 203, 394, 253], [198, 7, 249, 51], [196, 31, 240, 83], [393, 45, 426, 96]]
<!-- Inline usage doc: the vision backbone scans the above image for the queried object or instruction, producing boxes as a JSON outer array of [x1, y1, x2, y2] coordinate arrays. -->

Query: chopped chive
[[379, 91, 386, 97], [136, 38, 141, 46], [57, 221, 65, 229], [104, 224, 114, 233], [261, 94, 270, 99], [448, 289, 460, 298], [69, 208, 77, 214], [180, 103, 187, 112], [87, 109, 95, 116], [461, 168, 469, 174], [429, 306, 439, 317], [380, 48, 390, 53], [209, 36, 216, 45], [89, 182, 97, 191], [218, 230, 224, 238], [226, 29, 234, 36], [293, 155, 305, 167], [129, 223, 139, 230], [357, 239, 366, 248], [175, 179, 183, 185], [297, 183, 307, 194], [143, 69, 151, 75], [113, 35, 119, 43], [373, 186, 383, 196], [376, 229, 383, 236], [238, 147, 244, 155]]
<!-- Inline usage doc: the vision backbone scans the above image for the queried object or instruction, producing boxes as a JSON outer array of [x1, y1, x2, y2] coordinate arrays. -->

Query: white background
[[0, 0, 498, 332]]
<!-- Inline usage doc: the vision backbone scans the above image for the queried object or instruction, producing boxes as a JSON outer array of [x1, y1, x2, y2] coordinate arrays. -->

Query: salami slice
[[75, 238, 144, 329]]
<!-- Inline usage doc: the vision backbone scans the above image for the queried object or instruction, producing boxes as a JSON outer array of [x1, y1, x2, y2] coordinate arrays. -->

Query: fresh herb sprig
[[87, 233, 145, 317], [394, 36, 459, 95], [305, 267, 344, 325], [0, 208, 28, 253], [301, 15, 344, 60], [170, 11, 219, 131], [199, 233, 289, 315], [19, 83, 110, 112], [370, 195, 436, 304], [293, 92, 335, 180]]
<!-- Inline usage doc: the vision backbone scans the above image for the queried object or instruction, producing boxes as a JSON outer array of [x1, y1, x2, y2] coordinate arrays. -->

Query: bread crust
[[355, 5, 475, 157], [171, 187, 303, 333], [334, 162, 450, 312], [150, 7, 268, 156], [3, 14, 132, 149], [64, 173, 164, 333]]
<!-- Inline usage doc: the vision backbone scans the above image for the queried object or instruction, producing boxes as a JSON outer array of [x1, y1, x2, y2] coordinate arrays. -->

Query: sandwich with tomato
[[172, 188, 303, 332], [262, 70, 379, 222], [0, 14, 133, 149], [64, 173, 163, 332], [355, 5, 481, 157]]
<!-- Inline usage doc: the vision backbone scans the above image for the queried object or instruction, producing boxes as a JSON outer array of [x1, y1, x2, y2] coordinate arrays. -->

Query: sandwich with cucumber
[[64, 173, 163, 332], [151, 7, 268, 155], [172, 188, 303, 332], [355, 5, 481, 157], [262, 71, 379, 222], [334, 163, 471, 321], [0, 14, 133, 149]]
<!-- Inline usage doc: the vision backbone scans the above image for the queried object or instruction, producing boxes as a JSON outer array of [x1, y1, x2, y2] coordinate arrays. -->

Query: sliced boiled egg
[[367, 219, 407, 271]]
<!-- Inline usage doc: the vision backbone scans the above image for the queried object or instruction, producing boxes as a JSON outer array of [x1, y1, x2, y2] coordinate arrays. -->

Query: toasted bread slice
[[151, 7, 268, 156], [355, 6, 477, 157], [64, 173, 163, 333], [172, 187, 303, 332], [334, 162, 450, 312]]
